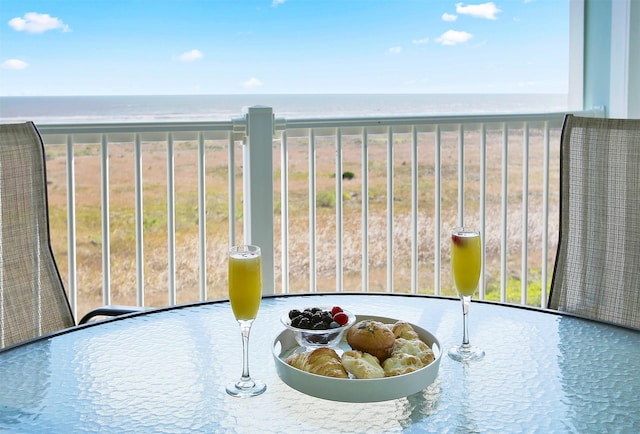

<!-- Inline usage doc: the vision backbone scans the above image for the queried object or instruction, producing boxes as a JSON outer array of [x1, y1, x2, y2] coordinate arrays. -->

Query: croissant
[[341, 350, 385, 379], [393, 337, 435, 365], [391, 321, 420, 341], [382, 352, 424, 377], [285, 347, 349, 378]]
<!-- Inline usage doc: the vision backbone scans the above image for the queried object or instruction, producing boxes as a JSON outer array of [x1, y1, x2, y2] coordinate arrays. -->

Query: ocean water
[[0, 94, 568, 124]]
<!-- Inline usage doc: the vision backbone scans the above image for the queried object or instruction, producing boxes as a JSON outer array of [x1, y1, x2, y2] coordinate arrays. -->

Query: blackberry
[[312, 321, 327, 330], [290, 315, 303, 327], [288, 309, 301, 320], [298, 317, 311, 329]]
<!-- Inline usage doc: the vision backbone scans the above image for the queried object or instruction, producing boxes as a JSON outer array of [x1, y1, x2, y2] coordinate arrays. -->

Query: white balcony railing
[[37, 108, 600, 320]]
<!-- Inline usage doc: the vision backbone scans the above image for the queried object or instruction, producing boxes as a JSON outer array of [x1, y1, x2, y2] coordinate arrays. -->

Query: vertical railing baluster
[[281, 131, 290, 294], [66, 134, 78, 318], [336, 128, 343, 292], [411, 126, 418, 294], [541, 121, 551, 308], [500, 124, 508, 302], [228, 132, 236, 245], [309, 129, 317, 293], [134, 133, 144, 306], [521, 123, 530, 305], [100, 133, 111, 305], [197, 132, 206, 301], [386, 127, 394, 293], [167, 133, 176, 305], [457, 124, 464, 226], [361, 128, 369, 292], [479, 123, 487, 300], [434, 125, 442, 296]]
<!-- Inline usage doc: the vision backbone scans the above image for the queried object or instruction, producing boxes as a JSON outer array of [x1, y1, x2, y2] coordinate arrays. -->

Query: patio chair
[[0, 122, 142, 350], [548, 114, 640, 329]]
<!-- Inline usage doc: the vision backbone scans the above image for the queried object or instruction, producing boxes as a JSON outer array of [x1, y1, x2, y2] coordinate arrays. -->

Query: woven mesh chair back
[[0, 122, 74, 349], [549, 115, 640, 329]]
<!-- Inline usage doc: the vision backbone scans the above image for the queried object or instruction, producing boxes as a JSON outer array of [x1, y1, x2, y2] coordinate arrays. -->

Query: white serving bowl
[[273, 315, 442, 402]]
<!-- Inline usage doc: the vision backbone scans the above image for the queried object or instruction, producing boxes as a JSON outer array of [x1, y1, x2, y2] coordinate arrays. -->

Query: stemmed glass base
[[226, 378, 266, 398], [448, 294, 485, 362], [448, 344, 485, 362], [226, 318, 266, 398]]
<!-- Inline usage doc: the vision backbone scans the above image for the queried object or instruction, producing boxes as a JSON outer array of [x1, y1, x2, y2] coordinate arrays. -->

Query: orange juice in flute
[[448, 228, 485, 362], [226, 245, 267, 397], [229, 250, 262, 320]]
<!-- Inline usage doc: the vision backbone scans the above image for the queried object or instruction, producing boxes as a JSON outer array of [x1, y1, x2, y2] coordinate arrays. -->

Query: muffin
[[346, 320, 396, 362]]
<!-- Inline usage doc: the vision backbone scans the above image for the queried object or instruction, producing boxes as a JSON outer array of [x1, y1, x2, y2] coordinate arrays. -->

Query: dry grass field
[[44, 125, 561, 319]]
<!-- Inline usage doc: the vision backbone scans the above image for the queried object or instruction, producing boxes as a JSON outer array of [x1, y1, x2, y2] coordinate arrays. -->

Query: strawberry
[[452, 234, 464, 246]]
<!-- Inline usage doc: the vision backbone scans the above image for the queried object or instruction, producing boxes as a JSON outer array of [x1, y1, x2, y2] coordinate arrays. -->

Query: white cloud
[[1, 59, 29, 70], [8, 12, 70, 33], [177, 49, 203, 61], [436, 30, 473, 46], [455, 2, 501, 20], [412, 37, 429, 45], [442, 13, 458, 22], [243, 77, 263, 89], [388, 46, 403, 54], [272, 0, 286, 6]]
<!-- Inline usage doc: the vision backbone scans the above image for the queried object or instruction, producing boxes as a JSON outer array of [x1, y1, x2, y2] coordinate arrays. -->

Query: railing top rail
[[276, 111, 574, 131], [36, 120, 236, 135], [34, 108, 601, 139]]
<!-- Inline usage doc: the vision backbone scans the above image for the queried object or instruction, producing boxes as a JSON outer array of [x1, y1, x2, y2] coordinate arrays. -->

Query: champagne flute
[[226, 245, 267, 397], [448, 227, 485, 362]]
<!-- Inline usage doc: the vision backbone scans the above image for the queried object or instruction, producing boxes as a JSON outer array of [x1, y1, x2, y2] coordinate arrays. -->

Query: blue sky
[[0, 0, 568, 96]]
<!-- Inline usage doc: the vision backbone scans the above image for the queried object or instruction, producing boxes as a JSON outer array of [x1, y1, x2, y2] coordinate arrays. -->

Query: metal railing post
[[244, 106, 275, 295]]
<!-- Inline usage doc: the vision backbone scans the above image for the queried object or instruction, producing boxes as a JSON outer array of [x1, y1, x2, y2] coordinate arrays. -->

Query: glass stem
[[461, 295, 471, 347], [238, 320, 254, 386]]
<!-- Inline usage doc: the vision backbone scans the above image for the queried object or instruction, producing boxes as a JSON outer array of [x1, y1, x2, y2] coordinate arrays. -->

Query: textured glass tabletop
[[1, 294, 639, 433]]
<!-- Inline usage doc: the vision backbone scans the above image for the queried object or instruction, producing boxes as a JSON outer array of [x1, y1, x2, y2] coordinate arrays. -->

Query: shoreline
[[0, 93, 569, 124]]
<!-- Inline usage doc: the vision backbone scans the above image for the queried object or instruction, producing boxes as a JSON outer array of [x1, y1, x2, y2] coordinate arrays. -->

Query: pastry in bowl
[[284, 347, 348, 378], [346, 319, 396, 362], [382, 352, 424, 377], [393, 337, 435, 365], [341, 350, 385, 379], [392, 321, 421, 340]]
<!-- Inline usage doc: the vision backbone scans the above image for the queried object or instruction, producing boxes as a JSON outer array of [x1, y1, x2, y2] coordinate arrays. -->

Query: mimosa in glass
[[448, 227, 485, 362], [226, 245, 267, 397], [229, 251, 262, 320]]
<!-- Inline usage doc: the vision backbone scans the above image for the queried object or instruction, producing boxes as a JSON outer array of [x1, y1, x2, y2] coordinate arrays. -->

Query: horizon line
[[0, 92, 569, 98]]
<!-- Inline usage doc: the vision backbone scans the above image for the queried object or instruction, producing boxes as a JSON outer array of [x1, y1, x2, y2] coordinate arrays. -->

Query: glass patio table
[[1, 293, 638, 433]]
